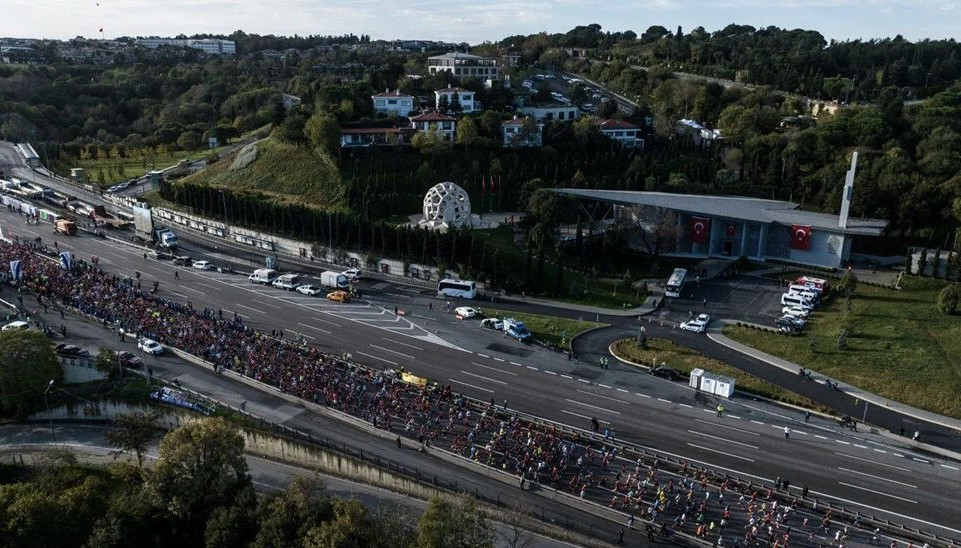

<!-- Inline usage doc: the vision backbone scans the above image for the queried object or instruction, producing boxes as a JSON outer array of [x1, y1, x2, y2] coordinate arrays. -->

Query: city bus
[[664, 268, 687, 298], [437, 279, 477, 299]]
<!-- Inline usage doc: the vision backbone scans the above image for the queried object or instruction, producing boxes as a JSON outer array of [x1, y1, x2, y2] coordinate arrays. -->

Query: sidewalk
[[494, 291, 662, 318], [708, 321, 961, 435]]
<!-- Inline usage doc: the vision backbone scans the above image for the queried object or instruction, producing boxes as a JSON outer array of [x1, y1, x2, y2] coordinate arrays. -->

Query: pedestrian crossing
[[370, 282, 390, 290]]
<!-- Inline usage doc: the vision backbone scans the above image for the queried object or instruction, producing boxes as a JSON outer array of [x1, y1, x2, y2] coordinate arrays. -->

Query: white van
[[2, 320, 29, 332], [781, 293, 814, 310], [789, 288, 819, 303], [249, 268, 278, 284], [789, 284, 821, 299], [272, 273, 302, 290]]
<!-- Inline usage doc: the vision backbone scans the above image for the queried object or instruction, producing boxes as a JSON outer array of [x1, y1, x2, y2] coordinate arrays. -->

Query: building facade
[[135, 38, 235, 55], [598, 119, 643, 148], [427, 52, 498, 81], [409, 113, 457, 141], [372, 90, 415, 117], [518, 104, 579, 122], [435, 85, 479, 113], [340, 127, 412, 147], [502, 116, 543, 147]]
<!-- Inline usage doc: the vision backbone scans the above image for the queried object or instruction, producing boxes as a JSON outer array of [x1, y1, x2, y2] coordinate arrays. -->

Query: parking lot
[[660, 274, 787, 326]]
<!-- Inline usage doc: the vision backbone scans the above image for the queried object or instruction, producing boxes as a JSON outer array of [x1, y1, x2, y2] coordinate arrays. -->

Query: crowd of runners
[[0, 237, 932, 548]]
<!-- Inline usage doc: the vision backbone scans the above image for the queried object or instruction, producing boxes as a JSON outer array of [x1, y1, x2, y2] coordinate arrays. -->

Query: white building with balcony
[[502, 116, 543, 147], [409, 113, 457, 141], [518, 103, 579, 123], [372, 89, 415, 117], [599, 119, 644, 148], [427, 52, 498, 81], [435, 85, 479, 114]]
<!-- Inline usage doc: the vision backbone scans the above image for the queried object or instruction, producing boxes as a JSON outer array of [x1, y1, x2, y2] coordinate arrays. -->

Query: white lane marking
[[837, 467, 917, 488], [477, 353, 489, 358], [179, 285, 204, 294], [192, 281, 221, 291], [560, 374, 573, 379], [236, 303, 265, 314], [687, 430, 759, 450], [837, 482, 917, 504], [527, 366, 539, 370], [560, 409, 611, 424], [471, 362, 517, 376], [694, 419, 760, 436], [702, 409, 715, 414], [913, 457, 930, 464], [815, 435, 827, 440], [369, 344, 415, 360], [727, 415, 741, 420], [222, 309, 249, 320], [296, 322, 331, 335], [459, 371, 507, 385], [892, 453, 904, 458], [165, 289, 187, 298], [636, 393, 651, 398], [577, 378, 590, 384], [355, 351, 397, 366], [836, 440, 850, 445], [544, 370, 557, 375], [576, 390, 628, 405], [383, 339, 423, 351], [309, 316, 342, 327], [564, 398, 621, 415], [657, 398, 671, 403], [873, 449, 887, 454], [750, 420, 764, 425], [510, 361, 522, 366], [678, 403, 693, 409], [448, 378, 493, 393], [853, 444, 868, 449], [687, 443, 755, 462], [616, 388, 628, 393], [941, 464, 960, 471], [834, 452, 912, 472], [493, 357, 505, 362], [598, 383, 612, 389]]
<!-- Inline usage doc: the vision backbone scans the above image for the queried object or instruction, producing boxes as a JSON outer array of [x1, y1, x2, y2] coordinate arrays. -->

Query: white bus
[[437, 279, 477, 299], [664, 268, 687, 298]]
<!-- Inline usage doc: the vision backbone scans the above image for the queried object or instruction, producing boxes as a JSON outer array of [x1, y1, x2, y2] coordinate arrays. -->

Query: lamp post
[[637, 326, 647, 349], [43, 379, 56, 443]]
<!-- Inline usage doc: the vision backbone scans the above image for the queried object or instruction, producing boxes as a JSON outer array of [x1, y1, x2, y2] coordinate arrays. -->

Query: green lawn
[[724, 276, 961, 419], [480, 307, 605, 350], [611, 338, 831, 411]]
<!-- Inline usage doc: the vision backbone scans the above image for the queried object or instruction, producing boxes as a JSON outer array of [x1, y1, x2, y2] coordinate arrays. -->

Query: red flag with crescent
[[726, 223, 736, 238], [689, 216, 711, 244], [790, 225, 811, 250]]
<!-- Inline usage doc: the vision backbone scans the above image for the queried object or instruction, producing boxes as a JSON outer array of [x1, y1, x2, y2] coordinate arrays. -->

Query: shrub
[[937, 284, 961, 315]]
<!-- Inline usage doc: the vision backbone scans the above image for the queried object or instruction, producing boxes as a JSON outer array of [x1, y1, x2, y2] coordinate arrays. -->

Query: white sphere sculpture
[[422, 181, 471, 229]]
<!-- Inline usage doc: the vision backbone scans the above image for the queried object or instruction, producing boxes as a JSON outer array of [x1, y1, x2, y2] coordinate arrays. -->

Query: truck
[[503, 318, 532, 343], [54, 219, 77, 236], [132, 202, 178, 249], [320, 271, 349, 289]]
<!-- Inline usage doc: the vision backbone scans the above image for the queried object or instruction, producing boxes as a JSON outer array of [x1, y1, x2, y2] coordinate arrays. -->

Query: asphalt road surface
[[2, 210, 959, 541], [0, 424, 577, 548]]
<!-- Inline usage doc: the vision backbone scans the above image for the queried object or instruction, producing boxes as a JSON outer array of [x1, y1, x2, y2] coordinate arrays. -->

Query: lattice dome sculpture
[[421, 181, 471, 230]]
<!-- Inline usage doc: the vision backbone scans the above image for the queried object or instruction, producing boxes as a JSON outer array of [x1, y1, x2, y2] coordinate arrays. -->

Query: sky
[[2, 0, 959, 44]]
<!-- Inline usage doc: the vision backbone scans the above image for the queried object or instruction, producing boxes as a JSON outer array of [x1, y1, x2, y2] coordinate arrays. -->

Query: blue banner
[[9, 260, 22, 280], [59, 251, 72, 270]]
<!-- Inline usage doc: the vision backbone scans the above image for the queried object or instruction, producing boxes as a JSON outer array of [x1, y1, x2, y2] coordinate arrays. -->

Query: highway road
[[0, 424, 576, 548], [2, 208, 959, 541]]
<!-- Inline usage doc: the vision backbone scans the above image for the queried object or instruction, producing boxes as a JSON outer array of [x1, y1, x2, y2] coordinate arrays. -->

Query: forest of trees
[[0, 418, 500, 548]]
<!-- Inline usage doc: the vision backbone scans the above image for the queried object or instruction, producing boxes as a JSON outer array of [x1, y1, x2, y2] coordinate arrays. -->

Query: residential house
[[340, 127, 413, 147], [502, 116, 543, 147], [372, 89, 415, 117], [518, 103, 579, 123], [435, 85, 479, 114], [676, 119, 723, 147], [409, 113, 457, 141], [599, 119, 644, 148], [427, 52, 498, 81]]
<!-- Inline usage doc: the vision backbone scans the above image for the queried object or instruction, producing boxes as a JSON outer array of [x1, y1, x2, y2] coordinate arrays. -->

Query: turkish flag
[[690, 216, 711, 244], [790, 225, 811, 250], [726, 223, 736, 238]]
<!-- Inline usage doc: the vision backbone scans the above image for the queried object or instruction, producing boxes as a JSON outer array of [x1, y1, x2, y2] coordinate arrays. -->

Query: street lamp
[[44, 379, 56, 443], [637, 326, 647, 349]]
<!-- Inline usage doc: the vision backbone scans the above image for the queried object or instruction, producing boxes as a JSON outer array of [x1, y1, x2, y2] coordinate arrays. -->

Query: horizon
[[2, 0, 959, 45]]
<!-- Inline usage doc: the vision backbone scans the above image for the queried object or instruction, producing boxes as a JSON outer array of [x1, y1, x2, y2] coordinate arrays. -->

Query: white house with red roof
[[371, 89, 415, 117], [598, 119, 644, 148], [502, 116, 543, 147], [435, 85, 479, 113], [409, 112, 457, 141]]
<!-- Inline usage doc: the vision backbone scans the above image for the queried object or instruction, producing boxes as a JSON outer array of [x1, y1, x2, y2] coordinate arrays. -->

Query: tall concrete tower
[[838, 151, 858, 229]]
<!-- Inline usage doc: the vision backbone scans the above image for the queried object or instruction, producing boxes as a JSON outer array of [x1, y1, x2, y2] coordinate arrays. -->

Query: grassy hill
[[178, 138, 347, 211]]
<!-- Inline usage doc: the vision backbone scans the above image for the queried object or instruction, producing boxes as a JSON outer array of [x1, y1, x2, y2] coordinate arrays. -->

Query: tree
[[95, 347, 120, 379], [411, 125, 447, 155], [252, 476, 329, 548], [304, 111, 340, 156], [416, 496, 494, 548], [937, 284, 961, 315], [149, 418, 250, 531], [303, 499, 380, 548], [177, 131, 202, 151], [0, 330, 62, 418], [455, 117, 480, 147], [515, 117, 541, 146], [104, 411, 160, 468], [204, 486, 259, 548], [634, 207, 680, 259]]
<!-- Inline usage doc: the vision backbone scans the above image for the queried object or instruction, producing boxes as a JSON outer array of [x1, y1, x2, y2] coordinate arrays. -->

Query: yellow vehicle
[[326, 290, 351, 303]]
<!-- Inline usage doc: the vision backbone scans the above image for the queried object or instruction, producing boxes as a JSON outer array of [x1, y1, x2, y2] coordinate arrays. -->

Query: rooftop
[[599, 119, 639, 130], [372, 89, 413, 98], [551, 189, 887, 236], [410, 112, 457, 122], [436, 86, 472, 93], [428, 52, 490, 61], [502, 116, 539, 127]]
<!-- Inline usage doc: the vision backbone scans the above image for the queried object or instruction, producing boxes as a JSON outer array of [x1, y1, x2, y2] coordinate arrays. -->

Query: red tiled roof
[[409, 113, 456, 122], [599, 119, 639, 130], [502, 117, 536, 127], [436, 87, 472, 93], [372, 90, 412, 98]]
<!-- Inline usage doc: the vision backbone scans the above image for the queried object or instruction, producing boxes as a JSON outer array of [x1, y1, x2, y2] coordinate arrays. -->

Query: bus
[[437, 279, 477, 299], [664, 268, 687, 298]]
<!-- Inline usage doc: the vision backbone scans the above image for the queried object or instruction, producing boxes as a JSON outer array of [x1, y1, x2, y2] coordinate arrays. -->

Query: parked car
[[776, 315, 805, 329], [342, 268, 362, 282], [650, 365, 684, 381], [172, 256, 192, 266], [2, 321, 29, 332], [137, 338, 163, 355], [782, 306, 810, 318], [327, 290, 351, 303], [480, 318, 504, 330], [193, 260, 213, 271], [679, 319, 707, 333], [116, 350, 143, 368], [454, 306, 481, 318], [296, 284, 323, 296], [56, 344, 89, 357]]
